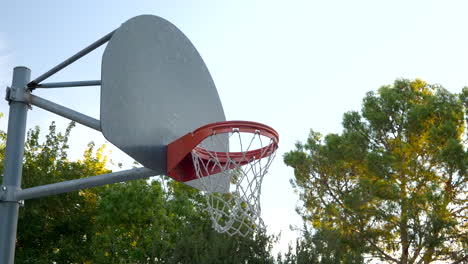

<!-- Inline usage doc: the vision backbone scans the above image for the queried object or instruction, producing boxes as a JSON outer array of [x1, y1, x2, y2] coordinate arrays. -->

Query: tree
[[278, 224, 364, 264], [92, 178, 277, 264], [12, 122, 110, 263], [284, 79, 468, 263]]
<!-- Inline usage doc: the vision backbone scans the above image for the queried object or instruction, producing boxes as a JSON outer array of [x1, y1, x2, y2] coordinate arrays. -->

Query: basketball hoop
[[167, 121, 279, 236]]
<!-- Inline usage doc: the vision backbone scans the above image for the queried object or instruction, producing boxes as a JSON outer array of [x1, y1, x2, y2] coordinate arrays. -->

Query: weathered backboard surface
[[101, 15, 227, 190]]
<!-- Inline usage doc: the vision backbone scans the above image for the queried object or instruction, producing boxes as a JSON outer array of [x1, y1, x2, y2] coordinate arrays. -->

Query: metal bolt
[[1, 186, 6, 191]]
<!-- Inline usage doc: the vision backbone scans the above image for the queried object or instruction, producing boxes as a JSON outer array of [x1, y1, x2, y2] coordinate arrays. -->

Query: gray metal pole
[[28, 30, 114, 87], [33, 80, 101, 89], [29, 94, 101, 131], [0, 66, 31, 264], [15, 167, 156, 201]]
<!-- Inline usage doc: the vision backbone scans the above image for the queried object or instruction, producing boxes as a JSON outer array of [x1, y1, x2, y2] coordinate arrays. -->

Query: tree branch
[[362, 235, 400, 263], [451, 254, 468, 264]]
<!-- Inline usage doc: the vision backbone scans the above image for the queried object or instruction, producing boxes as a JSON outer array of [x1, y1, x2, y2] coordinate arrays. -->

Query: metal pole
[[0, 66, 31, 264], [29, 94, 101, 131], [33, 80, 101, 89], [27, 30, 114, 87], [15, 167, 156, 201]]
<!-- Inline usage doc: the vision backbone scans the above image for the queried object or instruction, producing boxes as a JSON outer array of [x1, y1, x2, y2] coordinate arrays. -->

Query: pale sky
[[2, 0, 468, 255]]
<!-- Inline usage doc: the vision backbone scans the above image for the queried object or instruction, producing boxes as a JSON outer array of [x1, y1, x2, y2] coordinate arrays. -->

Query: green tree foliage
[[0, 120, 277, 263], [277, 225, 364, 264], [92, 178, 277, 263], [284, 79, 468, 264], [13, 122, 110, 263]]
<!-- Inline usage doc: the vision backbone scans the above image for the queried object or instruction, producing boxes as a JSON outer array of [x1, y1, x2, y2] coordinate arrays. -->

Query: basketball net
[[191, 130, 277, 237]]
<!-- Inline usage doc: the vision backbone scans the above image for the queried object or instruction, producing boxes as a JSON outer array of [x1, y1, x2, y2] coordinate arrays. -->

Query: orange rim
[[191, 121, 279, 163]]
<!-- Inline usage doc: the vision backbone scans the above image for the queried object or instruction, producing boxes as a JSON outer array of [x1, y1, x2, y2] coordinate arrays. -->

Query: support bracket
[[5, 86, 31, 107], [0, 185, 23, 206]]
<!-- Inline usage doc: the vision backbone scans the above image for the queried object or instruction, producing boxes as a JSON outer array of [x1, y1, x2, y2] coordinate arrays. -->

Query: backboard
[[101, 15, 227, 189]]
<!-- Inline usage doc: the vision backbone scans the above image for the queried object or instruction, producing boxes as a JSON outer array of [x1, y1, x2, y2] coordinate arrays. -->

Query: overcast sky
[[2, 0, 468, 254]]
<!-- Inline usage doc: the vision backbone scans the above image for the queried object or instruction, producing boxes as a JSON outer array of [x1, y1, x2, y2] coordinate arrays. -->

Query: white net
[[191, 129, 277, 236]]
